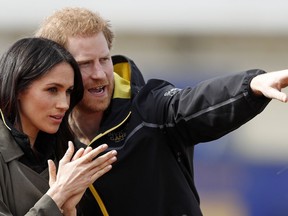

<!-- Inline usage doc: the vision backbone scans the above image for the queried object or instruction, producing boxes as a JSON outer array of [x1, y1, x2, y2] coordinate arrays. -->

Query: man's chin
[[77, 101, 110, 113]]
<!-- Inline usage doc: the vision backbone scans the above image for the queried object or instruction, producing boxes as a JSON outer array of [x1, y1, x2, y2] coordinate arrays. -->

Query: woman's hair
[[35, 7, 114, 50], [0, 37, 84, 158]]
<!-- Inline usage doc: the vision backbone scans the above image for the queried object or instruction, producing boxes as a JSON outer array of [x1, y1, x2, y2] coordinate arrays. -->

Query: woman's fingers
[[71, 148, 117, 184], [72, 143, 110, 164], [48, 159, 57, 187], [79, 144, 109, 163], [91, 164, 113, 182], [88, 150, 117, 182], [59, 141, 75, 164], [83, 146, 93, 156], [93, 149, 117, 166], [72, 147, 85, 161], [58, 143, 116, 184]]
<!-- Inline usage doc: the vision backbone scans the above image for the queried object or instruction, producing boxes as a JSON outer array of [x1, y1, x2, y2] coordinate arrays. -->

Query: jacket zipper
[[88, 111, 131, 216]]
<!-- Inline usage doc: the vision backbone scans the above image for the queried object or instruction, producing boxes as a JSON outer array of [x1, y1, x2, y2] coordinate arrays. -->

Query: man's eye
[[79, 62, 90, 68], [101, 58, 110, 63]]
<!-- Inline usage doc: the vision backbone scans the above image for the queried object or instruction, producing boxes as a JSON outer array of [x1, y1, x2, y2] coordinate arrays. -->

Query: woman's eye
[[48, 87, 57, 93], [66, 88, 73, 95]]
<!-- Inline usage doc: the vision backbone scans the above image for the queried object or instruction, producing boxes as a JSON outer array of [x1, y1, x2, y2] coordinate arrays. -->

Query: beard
[[77, 90, 112, 113]]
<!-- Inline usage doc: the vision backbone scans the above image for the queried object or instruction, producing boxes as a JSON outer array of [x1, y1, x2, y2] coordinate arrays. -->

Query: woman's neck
[[14, 122, 37, 149]]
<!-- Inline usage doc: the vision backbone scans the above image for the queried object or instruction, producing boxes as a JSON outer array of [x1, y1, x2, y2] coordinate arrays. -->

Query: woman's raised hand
[[47, 141, 117, 215]]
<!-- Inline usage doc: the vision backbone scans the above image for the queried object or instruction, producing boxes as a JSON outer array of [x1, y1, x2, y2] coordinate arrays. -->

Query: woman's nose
[[56, 94, 70, 110]]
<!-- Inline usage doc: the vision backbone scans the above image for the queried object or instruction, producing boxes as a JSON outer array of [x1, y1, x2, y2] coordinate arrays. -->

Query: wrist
[[63, 208, 77, 216], [250, 77, 263, 97], [46, 186, 67, 210]]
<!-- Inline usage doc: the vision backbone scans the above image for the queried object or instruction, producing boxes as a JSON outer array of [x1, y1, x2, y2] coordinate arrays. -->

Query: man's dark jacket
[[77, 55, 270, 216]]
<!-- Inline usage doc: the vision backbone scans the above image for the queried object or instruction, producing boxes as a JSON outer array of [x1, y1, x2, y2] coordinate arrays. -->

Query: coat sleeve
[[0, 195, 62, 216], [0, 154, 62, 216], [24, 194, 63, 216], [136, 69, 271, 145], [0, 154, 16, 216], [0, 202, 13, 216]]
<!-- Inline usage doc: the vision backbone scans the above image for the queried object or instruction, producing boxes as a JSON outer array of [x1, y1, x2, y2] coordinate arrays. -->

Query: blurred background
[[1, 0, 288, 215]]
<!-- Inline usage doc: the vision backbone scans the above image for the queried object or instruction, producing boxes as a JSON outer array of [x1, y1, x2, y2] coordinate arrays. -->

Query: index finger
[[59, 141, 75, 164], [81, 144, 109, 162]]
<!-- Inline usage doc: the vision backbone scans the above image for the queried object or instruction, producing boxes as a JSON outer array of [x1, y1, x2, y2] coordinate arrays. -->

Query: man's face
[[67, 32, 114, 114]]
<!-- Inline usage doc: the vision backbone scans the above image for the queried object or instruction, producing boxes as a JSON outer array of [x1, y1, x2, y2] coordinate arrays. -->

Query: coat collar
[[0, 112, 24, 163]]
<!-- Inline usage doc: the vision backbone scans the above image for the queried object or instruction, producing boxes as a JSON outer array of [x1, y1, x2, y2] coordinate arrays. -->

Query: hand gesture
[[47, 141, 117, 215], [250, 70, 288, 102]]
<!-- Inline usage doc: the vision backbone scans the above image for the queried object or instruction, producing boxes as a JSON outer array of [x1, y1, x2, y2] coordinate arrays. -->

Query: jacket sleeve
[[24, 194, 63, 216], [0, 154, 63, 216], [136, 69, 271, 145], [0, 202, 13, 216], [0, 187, 62, 216]]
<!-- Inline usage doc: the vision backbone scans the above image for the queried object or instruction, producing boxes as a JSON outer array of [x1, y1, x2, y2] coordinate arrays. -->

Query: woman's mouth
[[50, 115, 64, 123]]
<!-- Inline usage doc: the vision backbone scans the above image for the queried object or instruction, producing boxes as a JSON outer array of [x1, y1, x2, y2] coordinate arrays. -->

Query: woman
[[0, 37, 117, 216]]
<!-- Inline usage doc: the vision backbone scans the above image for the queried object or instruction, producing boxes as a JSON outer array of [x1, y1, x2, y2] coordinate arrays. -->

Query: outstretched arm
[[250, 69, 288, 102]]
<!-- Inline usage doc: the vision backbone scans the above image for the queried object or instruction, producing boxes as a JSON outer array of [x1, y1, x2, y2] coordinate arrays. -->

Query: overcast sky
[[1, 0, 288, 34]]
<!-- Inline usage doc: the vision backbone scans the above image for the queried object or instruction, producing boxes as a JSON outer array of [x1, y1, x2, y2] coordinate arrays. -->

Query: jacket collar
[[0, 109, 56, 164], [0, 110, 24, 162], [80, 55, 146, 143], [112, 55, 145, 99], [113, 72, 131, 99]]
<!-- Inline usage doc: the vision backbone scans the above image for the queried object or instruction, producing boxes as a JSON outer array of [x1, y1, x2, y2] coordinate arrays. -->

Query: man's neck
[[70, 109, 103, 145]]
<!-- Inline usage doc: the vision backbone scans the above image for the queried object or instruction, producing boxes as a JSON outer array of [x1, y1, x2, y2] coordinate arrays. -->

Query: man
[[35, 7, 288, 216]]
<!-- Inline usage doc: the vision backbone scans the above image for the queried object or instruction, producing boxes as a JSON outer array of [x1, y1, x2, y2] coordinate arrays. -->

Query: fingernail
[[101, 144, 108, 148]]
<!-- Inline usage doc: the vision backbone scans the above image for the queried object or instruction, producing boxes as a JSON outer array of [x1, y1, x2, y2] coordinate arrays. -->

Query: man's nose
[[91, 62, 106, 79]]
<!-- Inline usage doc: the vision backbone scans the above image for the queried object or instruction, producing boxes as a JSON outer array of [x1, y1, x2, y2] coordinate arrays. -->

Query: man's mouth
[[88, 86, 105, 94]]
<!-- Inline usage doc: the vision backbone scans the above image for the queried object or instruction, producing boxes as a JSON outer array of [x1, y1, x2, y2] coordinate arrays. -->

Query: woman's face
[[18, 62, 74, 140]]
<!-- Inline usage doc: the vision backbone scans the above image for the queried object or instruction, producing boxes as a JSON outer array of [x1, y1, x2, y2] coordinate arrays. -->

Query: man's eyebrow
[[76, 60, 89, 64]]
